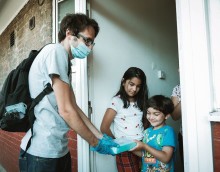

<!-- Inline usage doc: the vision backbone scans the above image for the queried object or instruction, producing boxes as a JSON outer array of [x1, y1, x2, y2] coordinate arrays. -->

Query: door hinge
[[88, 101, 92, 119]]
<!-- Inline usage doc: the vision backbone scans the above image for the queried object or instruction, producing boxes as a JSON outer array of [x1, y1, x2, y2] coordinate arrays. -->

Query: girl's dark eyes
[[129, 82, 141, 88], [147, 112, 161, 116]]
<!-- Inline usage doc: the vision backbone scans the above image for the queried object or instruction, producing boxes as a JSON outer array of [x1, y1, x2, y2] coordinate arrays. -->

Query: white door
[[73, 1, 91, 172], [88, 0, 180, 171]]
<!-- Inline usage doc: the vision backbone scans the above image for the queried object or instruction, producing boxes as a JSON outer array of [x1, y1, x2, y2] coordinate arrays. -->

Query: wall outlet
[[158, 70, 166, 79]]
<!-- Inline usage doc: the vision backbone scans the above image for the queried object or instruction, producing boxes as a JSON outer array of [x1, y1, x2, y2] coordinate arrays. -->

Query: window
[[208, 0, 220, 120], [209, 0, 220, 110], [58, 0, 75, 30]]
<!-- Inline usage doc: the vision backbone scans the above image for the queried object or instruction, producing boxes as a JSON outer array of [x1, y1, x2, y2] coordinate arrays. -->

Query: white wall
[[89, 0, 181, 171]]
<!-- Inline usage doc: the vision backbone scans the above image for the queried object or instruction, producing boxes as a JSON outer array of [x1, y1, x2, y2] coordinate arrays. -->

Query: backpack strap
[[29, 83, 53, 111], [22, 83, 53, 157]]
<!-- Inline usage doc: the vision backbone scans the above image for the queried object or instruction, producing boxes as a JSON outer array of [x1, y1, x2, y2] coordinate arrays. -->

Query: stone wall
[[0, 0, 52, 87]]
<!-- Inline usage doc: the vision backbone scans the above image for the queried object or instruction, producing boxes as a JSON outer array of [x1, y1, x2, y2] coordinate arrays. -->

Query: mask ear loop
[[73, 36, 78, 41], [71, 36, 79, 49]]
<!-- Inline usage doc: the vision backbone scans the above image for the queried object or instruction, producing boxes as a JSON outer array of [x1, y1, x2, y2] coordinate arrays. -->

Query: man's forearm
[[62, 108, 99, 146], [76, 106, 103, 139]]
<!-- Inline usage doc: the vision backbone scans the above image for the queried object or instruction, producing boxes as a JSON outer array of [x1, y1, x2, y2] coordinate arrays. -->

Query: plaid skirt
[[116, 151, 141, 172]]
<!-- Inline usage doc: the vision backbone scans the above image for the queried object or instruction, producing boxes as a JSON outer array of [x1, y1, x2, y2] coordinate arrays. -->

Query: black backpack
[[0, 46, 53, 132], [0, 44, 71, 156]]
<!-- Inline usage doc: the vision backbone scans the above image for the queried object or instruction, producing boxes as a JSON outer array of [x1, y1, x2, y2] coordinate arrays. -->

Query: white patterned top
[[171, 84, 182, 134], [108, 96, 144, 140], [171, 84, 181, 102]]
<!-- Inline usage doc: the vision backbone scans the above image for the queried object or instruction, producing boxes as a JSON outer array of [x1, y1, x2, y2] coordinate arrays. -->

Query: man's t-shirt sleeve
[[46, 46, 70, 85]]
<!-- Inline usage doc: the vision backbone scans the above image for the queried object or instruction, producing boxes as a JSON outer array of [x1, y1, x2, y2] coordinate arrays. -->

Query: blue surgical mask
[[71, 42, 91, 59]]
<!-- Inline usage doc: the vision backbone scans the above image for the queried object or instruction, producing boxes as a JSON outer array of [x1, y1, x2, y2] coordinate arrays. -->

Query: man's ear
[[165, 114, 171, 120], [66, 29, 73, 36]]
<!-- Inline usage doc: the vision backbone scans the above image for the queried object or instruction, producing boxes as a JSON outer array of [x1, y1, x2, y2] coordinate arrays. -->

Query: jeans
[[19, 149, 71, 172]]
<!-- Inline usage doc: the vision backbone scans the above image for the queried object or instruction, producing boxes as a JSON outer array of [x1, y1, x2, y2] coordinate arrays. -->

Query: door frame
[[175, 0, 213, 171], [74, 2, 90, 172], [53, 0, 90, 171]]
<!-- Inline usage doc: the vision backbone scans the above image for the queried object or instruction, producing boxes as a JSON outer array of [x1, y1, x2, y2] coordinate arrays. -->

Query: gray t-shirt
[[20, 44, 71, 158]]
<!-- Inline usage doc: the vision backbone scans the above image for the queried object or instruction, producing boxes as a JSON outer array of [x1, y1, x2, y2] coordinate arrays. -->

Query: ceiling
[[0, 0, 28, 34]]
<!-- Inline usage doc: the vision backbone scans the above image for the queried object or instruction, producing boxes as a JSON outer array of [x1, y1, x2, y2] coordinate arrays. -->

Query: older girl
[[101, 67, 149, 172]]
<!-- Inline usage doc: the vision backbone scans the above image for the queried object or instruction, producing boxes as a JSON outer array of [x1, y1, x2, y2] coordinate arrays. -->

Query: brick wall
[[212, 122, 220, 172], [0, 130, 78, 172], [68, 130, 78, 172], [0, 0, 78, 171], [0, 131, 24, 172]]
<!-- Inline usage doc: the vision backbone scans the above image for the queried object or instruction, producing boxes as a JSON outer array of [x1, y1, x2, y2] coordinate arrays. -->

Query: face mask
[[71, 42, 91, 59]]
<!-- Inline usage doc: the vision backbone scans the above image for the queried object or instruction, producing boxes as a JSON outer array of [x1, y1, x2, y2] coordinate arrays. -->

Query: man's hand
[[90, 134, 119, 155]]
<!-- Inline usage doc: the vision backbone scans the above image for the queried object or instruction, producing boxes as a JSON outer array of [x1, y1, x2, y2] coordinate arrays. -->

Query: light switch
[[158, 70, 165, 79]]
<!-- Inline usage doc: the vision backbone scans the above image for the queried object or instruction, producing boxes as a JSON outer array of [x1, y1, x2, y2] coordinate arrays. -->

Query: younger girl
[[100, 67, 149, 172]]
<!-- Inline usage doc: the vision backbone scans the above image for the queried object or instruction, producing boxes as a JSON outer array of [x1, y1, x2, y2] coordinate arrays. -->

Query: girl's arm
[[132, 140, 174, 164], [100, 108, 116, 138]]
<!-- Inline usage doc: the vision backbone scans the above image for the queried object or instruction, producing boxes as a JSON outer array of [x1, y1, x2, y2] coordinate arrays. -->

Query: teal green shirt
[[141, 125, 177, 172]]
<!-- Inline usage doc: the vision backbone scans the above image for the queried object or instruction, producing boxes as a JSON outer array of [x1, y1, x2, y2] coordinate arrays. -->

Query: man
[[19, 13, 116, 172]]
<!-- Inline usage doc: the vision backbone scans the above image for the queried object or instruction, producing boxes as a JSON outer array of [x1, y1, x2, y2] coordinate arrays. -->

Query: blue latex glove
[[102, 134, 114, 141], [90, 134, 119, 155], [101, 134, 119, 147]]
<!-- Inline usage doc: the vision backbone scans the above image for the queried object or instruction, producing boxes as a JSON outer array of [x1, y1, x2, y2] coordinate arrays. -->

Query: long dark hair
[[115, 67, 149, 129], [115, 67, 148, 111]]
